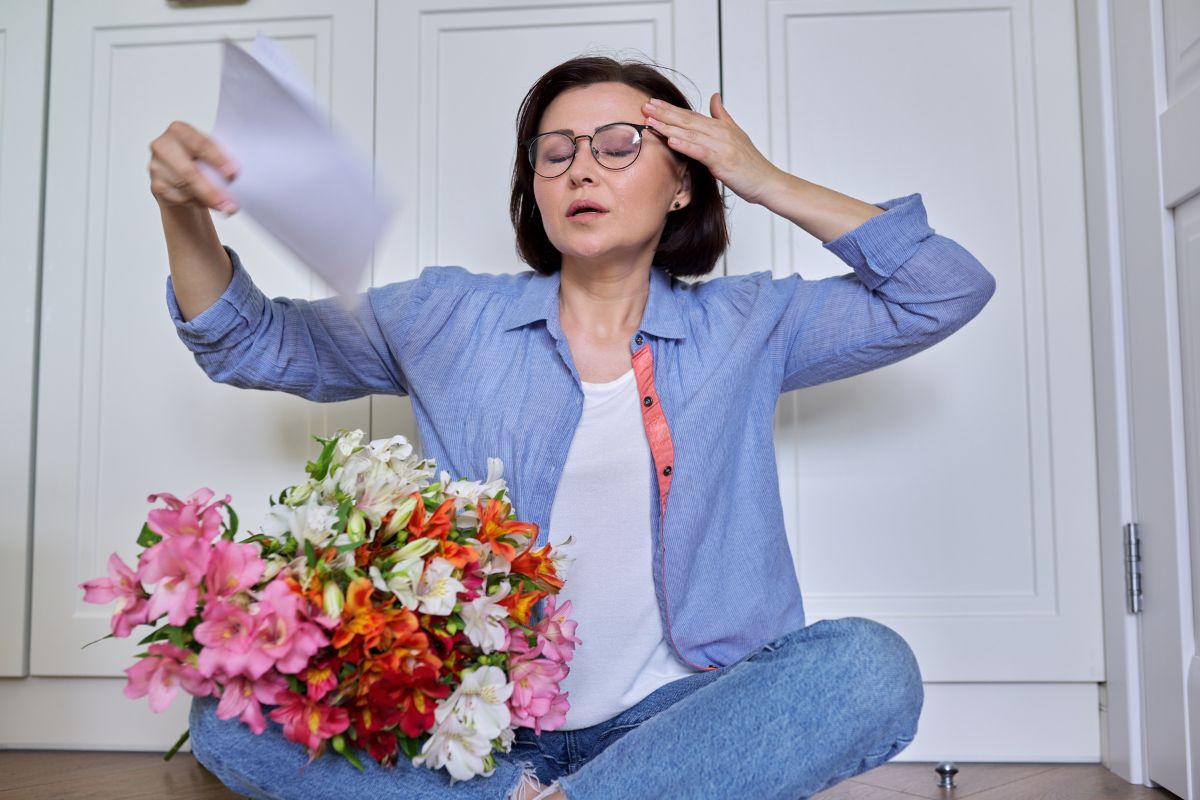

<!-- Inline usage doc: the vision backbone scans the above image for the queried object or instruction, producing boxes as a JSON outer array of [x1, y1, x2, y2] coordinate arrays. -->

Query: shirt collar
[[501, 265, 687, 340]]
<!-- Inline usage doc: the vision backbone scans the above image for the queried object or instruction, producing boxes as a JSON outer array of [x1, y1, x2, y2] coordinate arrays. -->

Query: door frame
[[1077, 0, 1195, 789]]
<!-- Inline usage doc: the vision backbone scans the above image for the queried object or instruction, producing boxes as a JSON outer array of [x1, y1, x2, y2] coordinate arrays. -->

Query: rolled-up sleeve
[[166, 245, 418, 401], [777, 192, 996, 393]]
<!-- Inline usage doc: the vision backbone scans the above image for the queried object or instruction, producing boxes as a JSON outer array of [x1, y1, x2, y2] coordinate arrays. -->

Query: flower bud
[[347, 508, 366, 542], [323, 581, 345, 618]]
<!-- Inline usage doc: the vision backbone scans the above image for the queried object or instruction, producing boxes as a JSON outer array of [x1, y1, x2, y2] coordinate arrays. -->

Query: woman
[[150, 55, 995, 800]]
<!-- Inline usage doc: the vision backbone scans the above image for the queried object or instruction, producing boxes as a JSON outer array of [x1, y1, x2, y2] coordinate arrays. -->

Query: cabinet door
[[0, 0, 48, 677], [32, 0, 375, 676], [370, 0, 721, 441], [724, 0, 1104, 759]]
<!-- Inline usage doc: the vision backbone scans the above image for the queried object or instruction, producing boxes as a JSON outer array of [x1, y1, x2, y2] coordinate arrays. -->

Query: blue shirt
[[166, 191, 996, 670]]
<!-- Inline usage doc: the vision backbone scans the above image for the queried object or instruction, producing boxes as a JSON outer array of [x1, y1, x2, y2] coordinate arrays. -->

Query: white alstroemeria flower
[[413, 557, 462, 612], [548, 535, 577, 583], [434, 665, 513, 741], [460, 583, 512, 654], [260, 494, 339, 547], [472, 544, 514, 578], [410, 709, 495, 781], [282, 480, 316, 507], [334, 428, 366, 464], [367, 434, 414, 463], [350, 462, 423, 528], [368, 554, 422, 610], [440, 458, 509, 532], [415, 557, 464, 616]]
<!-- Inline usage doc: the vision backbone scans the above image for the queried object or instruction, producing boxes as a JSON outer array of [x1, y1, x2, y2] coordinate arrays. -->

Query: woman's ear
[[673, 166, 692, 211]]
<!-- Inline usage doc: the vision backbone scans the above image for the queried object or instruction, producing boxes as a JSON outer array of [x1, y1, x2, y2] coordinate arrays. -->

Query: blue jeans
[[189, 616, 923, 799]]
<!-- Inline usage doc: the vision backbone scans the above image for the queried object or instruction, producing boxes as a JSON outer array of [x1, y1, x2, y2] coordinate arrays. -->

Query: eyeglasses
[[522, 122, 666, 179]]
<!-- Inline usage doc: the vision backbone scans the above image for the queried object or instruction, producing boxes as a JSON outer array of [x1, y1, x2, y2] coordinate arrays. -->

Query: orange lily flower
[[510, 542, 564, 591], [407, 495, 455, 541], [499, 582, 546, 626], [476, 497, 539, 563]]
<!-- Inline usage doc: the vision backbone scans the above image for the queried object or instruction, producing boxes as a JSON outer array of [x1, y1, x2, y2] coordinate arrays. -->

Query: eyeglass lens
[[529, 125, 641, 177]]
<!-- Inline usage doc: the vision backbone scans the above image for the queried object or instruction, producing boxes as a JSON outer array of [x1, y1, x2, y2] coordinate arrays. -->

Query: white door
[[30, 0, 375, 691], [371, 0, 721, 442], [0, 0, 49, 677], [723, 0, 1105, 760], [1105, 0, 1200, 796]]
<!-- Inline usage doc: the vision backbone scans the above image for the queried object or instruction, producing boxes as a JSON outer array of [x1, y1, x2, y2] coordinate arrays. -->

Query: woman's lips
[[568, 211, 608, 221]]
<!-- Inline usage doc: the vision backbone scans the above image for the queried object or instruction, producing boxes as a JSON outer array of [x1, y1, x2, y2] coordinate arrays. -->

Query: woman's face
[[532, 81, 691, 274]]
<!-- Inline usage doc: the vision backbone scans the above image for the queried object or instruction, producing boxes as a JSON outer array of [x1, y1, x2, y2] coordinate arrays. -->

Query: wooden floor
[[0, 751, 1183, 799]]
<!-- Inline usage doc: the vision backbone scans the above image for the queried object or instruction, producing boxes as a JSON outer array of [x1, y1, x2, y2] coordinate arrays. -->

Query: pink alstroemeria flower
[[532, 595, 581, 663], [139, 534, 210, 626], [124, 642, 213, 713], [79, 552, 150, 637], [507, 656, 568, 734], [269, 690, 350, 756], [215, 673, 287, 735], [145, 488, 229, 541], [206, 539, 265, 599], [194, 600, 271, 680], [251, 579, 329, 675]]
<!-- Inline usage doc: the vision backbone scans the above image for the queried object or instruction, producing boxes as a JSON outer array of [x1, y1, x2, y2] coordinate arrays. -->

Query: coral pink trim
[[632, 344, 719, 673]]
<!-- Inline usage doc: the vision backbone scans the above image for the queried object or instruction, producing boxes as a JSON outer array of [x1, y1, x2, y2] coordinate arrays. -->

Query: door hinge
[[1124, 522, 1142, 614]]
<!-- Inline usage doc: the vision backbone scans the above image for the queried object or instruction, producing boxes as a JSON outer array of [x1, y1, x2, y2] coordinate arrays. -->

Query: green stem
[[163, 728, 190, 761]]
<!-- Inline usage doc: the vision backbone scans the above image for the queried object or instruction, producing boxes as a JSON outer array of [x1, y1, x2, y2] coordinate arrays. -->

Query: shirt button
[[643, 396, 653, 407], [662, 465, 672, 476], [634, 334, 644, 345]]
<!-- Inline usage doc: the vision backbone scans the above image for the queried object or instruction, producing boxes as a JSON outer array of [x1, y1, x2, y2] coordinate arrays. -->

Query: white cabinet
[[0, 0, 49, 678], [31, 0, 375, 681], [724, 0, 1104, 760]]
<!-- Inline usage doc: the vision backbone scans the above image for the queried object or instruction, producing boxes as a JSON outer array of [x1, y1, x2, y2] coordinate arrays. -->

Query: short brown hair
[[509, 56, 729, 277]]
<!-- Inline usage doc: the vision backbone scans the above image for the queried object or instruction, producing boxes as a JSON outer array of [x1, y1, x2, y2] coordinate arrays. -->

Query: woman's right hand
[[148, 120, 240, 215]]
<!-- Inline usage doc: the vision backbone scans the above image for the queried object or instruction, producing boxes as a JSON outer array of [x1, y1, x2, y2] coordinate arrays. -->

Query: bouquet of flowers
[[80, 428, 579, 782]]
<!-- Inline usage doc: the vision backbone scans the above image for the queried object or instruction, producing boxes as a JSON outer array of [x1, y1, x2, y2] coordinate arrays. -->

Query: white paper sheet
[[195, 33, 396, 300]]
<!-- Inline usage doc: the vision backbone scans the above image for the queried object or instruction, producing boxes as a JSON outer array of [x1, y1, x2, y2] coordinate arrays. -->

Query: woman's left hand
[[642, 93, 784, 207]]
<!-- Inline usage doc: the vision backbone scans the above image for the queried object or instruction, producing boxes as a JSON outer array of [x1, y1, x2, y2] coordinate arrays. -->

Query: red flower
[[268, 690, 349, 757]]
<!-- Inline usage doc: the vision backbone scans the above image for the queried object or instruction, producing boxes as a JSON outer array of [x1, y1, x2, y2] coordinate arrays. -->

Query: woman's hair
[[509, 55, 729, 277]]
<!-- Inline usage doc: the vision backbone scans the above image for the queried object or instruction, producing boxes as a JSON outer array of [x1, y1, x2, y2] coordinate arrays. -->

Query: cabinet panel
[[31, 0, 375, 676], [0, 0, 49, 677], [724, 0, 1103, 682]]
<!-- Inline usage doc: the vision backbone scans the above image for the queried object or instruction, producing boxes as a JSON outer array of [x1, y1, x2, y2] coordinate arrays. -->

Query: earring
[[673, 201, 680, 209]]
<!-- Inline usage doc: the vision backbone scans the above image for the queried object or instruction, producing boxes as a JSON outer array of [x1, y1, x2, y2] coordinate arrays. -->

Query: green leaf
[[303, 538, 318, 569], [136, 523, 162, 548], [331, 734, 365, 771], [80, 632, 115, 650], [136, 626, 171, 646], [398, 735, 421, 761], [222, 502, 239, 538], [165, 626, 188, 649], [335, 499, 352, 534], [305, 437, 338, 481]]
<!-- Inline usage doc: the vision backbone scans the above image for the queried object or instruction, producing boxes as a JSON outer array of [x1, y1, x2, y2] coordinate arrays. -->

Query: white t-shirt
[[546, 366, 701, 730]]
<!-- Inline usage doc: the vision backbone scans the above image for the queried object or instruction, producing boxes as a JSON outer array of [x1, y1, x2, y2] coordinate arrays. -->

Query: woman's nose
[[566, 140, 601, 182]]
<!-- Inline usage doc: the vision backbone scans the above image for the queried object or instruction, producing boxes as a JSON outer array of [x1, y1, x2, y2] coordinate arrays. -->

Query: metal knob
[[935, 762, 959, 790]]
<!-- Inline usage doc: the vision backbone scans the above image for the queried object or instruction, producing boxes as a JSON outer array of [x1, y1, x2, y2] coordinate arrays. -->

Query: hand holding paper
[[195, 33, 396, 299]]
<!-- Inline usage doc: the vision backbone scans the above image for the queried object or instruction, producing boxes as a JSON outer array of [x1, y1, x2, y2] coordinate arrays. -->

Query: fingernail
[[219, 200, 237, 214]]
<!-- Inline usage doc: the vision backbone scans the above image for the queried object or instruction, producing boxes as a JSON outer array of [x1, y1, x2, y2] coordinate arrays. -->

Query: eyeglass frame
[[521, 121, 669, 178]]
